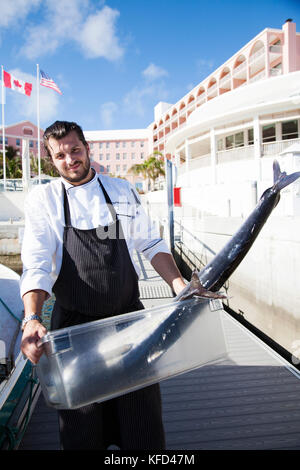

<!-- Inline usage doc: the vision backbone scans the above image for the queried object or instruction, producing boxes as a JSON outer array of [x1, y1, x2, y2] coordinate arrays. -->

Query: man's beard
[[59, 154, 91, 184]]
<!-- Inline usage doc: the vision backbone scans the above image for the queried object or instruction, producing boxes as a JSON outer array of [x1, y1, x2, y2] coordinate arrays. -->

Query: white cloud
[[100, 101, 118, 128], [20, 0, 124, 61], [7, 69, 61, 125], [0, 0, 41, 28], [142, 63, 168, 81], [99, 80, 170, 128], [78, 6, 124, 60]]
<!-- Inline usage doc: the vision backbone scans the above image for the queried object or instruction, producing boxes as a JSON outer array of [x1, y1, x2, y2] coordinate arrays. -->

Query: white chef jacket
[[20, 171, 170, 299]]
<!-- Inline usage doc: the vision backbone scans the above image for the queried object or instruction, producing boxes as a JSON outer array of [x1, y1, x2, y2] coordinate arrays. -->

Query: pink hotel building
[[1, 20, 299, 189], [151, 19, 300, 163]]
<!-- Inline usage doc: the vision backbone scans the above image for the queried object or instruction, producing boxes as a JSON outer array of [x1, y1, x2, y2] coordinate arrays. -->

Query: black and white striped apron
[[51, 178, 165, 450]]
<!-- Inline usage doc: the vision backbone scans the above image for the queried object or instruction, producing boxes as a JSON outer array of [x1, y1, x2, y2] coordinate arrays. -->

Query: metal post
[[166, 159, 174, 254], [1, 65, 6, 191], [22, 139, 30, 192]]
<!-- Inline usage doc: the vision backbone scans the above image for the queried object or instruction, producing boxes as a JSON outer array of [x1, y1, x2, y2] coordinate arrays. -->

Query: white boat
[[0, 264, 40, 450]]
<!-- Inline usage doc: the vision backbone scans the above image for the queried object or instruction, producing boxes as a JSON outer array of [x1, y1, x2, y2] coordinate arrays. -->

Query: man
[[20, 120, 187, 450]]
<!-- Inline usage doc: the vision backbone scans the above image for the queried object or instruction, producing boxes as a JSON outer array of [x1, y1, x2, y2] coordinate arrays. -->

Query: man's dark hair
[[43, 121, 88, 158]]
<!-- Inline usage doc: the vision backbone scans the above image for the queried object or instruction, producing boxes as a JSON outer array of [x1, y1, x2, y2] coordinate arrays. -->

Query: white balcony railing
[[207, 83, 218, 95], [219, 74, 231, 88], [262, 138, 300, 156], [233, 61, 247, 77], [269, 44, 282, 54], [217, 145, 254, 164], [270, 67, 282, 77], [249, 69, 265, 83], [189, 154, 211, 170], [248, 47, 265, 65]]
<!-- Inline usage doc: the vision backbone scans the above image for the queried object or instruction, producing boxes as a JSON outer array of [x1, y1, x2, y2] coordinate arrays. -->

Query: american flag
[[40, 70, 62, 95]]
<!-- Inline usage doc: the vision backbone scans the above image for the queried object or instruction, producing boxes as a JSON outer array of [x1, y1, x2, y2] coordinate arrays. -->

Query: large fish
[[38, 160, 300, 408], [176, 159, 300, 300]]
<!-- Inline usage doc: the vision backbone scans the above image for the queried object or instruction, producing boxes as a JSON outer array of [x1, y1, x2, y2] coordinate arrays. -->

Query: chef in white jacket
[[20, 120, 186, 450]]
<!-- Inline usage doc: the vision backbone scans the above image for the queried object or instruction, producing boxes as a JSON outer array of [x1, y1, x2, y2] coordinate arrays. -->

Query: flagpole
[[1, 65, 6, 191], [36, 63, 41, 185]]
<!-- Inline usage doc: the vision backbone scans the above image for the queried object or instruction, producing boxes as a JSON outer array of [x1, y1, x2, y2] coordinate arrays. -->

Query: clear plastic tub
[[36, 297, 228, 409]]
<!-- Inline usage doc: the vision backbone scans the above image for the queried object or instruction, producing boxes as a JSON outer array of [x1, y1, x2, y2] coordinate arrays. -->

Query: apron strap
[[97, 178, 118, 222], [62, 183, 71, 227], [61, 178, 118, 228]]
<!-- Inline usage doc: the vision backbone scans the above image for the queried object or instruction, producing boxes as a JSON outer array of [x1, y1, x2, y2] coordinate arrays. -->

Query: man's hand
[[21, 320, 47, 364], [150, 252, 187, 296]]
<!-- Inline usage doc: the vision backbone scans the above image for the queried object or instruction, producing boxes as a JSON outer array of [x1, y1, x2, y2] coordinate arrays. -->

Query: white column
[[22, 138, 30, 192], [246, 58, 250, 83], [253, 115, 262, 181], [210, 128, 217, 184], [264, 34, 270, 78], [185, 139, 190, 173], [276, 122, 282, 141], [185, 139, 190, 186]]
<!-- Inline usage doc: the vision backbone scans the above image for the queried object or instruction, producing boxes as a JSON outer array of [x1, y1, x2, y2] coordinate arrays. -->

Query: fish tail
[[273, 159, 300, 191]]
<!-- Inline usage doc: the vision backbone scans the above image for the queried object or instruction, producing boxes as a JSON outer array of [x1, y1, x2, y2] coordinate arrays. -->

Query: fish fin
[[273, 159, 300, 191], [179, 271, 226, 300]]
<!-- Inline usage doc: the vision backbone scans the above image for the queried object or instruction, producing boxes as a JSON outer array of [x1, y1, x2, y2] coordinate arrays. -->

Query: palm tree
[[144, 152, 165, 190], [128, 151, 165, 191], [31, 156, 59, 177], [0, 146, 22, 178]]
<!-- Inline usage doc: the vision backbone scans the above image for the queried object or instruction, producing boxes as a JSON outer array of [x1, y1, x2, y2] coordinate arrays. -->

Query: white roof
[[84, 128, 151, 141]]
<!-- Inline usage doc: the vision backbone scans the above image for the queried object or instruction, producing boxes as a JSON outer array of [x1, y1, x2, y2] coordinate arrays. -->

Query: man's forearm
[[22, 289, 48, 317], [21, 289, 48, 364], [150, 252, 186, 296]]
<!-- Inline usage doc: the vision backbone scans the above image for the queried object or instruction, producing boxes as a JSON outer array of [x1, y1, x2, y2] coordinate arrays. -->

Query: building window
[[106, 153, 110, 160], [123, 153, 127, 159], [116, 165, 120, 172], [90, 143, 93, 149], [225, 132, 244, 149], [131, 153, 135, 159], [123, 164, 127, 172], [262, 124, 276, 143], [141, 141, 144, 147], [16, 138, 21, 146], [217, 139, 224, 151], [282, 120, 298, 140], [116, 141, 120, 148], [23, 128, 33, 136], [0, 137, 8, 145], [107, 165, 110, 172], [106, 142, 109, 149], [131, 141, 135, 147], [90, 153, 94, 161], [99, 153, 103, 160], [225, 135, 234, 149], [122, 141, 126, 148], [116, 153, 120, 160], [29, 140, 34, 148], [235, 132, 244, 148], [99, 142, 103, 149], [248, 129, 254, 145]]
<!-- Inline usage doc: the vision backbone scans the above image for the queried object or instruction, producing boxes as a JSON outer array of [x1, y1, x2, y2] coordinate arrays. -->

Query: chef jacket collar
[[61, 168, 98, 192]]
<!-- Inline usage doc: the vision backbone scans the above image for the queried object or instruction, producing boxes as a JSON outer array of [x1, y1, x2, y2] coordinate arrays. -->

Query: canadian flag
[[3, 70, 32, 97]]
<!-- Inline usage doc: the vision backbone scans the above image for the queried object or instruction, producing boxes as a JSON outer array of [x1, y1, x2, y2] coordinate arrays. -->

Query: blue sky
[[1, 0, 300, 132]]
